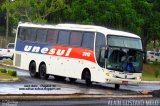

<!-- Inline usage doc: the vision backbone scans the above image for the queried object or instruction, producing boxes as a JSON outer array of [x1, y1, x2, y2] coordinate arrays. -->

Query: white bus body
[[14, 22, 143, 89]]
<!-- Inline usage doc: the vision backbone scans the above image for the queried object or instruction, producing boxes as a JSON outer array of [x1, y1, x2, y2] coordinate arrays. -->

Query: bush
[[0, 68, 7, 73], [153, 61, 160, 65], [155, 70, 160, 78], [8, 70, 17, 77]]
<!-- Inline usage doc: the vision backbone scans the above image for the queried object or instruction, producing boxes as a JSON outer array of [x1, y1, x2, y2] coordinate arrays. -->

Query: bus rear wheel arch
[[39, 62, 49, 79], [81, 68, 92, 86], [29, 61, 38, 78]]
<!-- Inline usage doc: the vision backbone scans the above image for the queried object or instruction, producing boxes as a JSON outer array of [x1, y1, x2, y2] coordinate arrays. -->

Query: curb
[[141, 81, 160, 84], [0, 94, 153, 101], [0, 78, 20, 82]]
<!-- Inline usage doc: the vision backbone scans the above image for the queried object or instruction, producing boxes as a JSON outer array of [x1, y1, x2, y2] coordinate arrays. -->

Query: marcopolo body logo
[[24, 45, 72, 56]]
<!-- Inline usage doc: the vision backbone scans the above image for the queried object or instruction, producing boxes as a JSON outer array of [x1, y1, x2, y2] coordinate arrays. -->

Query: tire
[[10, 55, 14, 60], [39, 64, 49, 79], [83, 70, 92, 86], [69, 78, 77, 83], [29, 62, 38, 78], [54, 75, 66, 81], [0, 57, 3, 60], [115, 84, 120, 90]]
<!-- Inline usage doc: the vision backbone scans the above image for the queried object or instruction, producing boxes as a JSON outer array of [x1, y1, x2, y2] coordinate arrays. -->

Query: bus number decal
[[82, 52, 91, 57]]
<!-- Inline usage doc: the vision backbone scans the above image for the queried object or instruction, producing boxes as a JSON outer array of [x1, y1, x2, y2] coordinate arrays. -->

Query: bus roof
[[18, 22, 141, 39]]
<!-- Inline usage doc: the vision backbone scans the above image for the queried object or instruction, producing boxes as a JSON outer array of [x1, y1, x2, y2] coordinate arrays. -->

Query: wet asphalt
[[0, 65, 160, 95]]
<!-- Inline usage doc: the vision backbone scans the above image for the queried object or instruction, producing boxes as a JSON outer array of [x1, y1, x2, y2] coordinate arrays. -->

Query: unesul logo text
[[24, 45, 72, 56]]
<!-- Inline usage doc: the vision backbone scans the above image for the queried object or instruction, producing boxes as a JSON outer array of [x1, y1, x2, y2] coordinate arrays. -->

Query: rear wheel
[[0, 57, 3, 60], [39, 63, 49, 79], [29, 62, 38, 78], [10, 55, 14, 60]]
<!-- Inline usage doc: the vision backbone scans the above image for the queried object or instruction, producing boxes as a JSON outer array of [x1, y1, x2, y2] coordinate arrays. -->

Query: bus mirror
[[105, 50, 108, 58]]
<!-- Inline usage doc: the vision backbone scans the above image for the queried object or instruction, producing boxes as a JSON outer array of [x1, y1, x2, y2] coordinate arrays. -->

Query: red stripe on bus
[[47, 46, 96, 63]]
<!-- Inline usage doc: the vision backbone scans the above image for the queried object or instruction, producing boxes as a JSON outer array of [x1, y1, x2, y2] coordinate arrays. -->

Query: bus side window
[[58, 30, 70, 45], [95, 33, 106, 65], [36, 29, 47, 43], [25, 28, 37, 42], [70, 31, 82, 46], [46, 29, 58, 44], [18, 27, 26, 41], [82, 32, 95, 50]]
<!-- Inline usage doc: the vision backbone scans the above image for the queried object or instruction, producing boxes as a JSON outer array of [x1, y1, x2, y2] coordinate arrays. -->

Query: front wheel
[[83, 70, 92, 86], [115, 84, 120, 90], [39, 64, 49, 79]]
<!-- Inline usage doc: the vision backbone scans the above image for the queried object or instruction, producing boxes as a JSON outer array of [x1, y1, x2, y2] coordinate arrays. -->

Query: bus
[[14, 22, 143, 89]]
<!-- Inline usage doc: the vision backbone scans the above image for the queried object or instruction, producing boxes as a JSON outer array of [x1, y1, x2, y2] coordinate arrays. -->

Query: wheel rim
[[29, 62, 36, 76], [85, 71, 90, 80], [40, 65, 46, 78]]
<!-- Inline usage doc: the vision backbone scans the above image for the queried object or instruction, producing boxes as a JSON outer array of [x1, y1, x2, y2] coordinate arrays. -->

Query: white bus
[[14, 22, 143, 89]]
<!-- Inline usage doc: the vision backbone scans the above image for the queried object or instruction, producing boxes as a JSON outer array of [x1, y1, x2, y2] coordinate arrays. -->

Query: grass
[[0, 67, 18, 81], [0, 60, 13, 65], [0, 73, 16, 80], [142, 63, 160, 81]]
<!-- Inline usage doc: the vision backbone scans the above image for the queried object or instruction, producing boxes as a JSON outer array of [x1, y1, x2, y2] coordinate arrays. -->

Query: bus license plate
[[122, 81, 128, 84]]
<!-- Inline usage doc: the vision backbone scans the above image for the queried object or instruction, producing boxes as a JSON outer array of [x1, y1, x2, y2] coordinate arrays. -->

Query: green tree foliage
[[66, 0, 143, 34], [0, 0, 160, 56], [1, 0, 66, 23]]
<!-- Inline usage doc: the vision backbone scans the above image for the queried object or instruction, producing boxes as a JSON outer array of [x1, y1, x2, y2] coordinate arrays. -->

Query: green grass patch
[[142, 63, 160, 81], [0, 68, 7, 73], [0, 73, 16, 79], [0, 68, 18, 81], [8, 70, 17, 77], [0, 60, 13, 65]]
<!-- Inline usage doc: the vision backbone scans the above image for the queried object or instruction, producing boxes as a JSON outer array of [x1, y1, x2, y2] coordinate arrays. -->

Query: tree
[[131, 0, 160, 62], [1, 0, 67, 23]]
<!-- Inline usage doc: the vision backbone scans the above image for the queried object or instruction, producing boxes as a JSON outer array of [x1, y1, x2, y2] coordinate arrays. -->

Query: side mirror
[[105, 49, 108, 58]]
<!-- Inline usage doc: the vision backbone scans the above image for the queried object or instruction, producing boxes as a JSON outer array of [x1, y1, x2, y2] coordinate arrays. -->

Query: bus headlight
[[106, 73, 112, 77], [136, 77, 141, 80]]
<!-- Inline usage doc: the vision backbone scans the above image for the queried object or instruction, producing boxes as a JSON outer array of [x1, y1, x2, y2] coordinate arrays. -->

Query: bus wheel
[[10, 55, 14, 60], [115, 84, 120, 90], [82, 70, 92, 86], [0, 57, 3, 60], [39, 63, 49, 79], [29, 61, 38, 78], [54, 75, 66, 81], [69, 78, 77, 83]]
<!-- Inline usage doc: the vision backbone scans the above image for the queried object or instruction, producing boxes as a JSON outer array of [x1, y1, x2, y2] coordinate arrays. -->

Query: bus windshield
[[108, 35, 142, 50], [106, 47, 143, 73], [99, 35, 143, 73]]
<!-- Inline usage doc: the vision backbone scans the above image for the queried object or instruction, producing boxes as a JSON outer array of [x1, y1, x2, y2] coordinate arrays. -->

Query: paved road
[[0, 65, 160, 95], [1, 98, 160, 106]]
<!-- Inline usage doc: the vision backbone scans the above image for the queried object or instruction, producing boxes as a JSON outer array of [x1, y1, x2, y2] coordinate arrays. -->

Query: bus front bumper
[[105, 77, 141, 85]]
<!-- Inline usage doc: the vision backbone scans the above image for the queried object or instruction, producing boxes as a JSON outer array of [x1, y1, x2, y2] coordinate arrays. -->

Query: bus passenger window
[[70, 31, 82, 46], [47, 29, 58, 44], [36, 29, 47, 43], [18, 27, 26, 41], [95, 33, 105, 66], [58, 30, 70, 45], [25, 28, 36, 42], [82, 32, 95, 50]]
